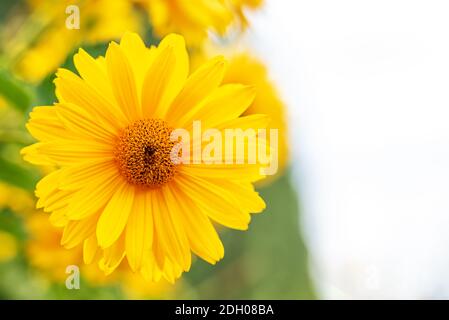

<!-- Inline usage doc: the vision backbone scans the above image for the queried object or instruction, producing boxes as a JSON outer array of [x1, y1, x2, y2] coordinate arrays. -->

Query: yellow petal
[[61, 213, 99, 249], [55, 68, 128, 131], [37, 139, 114, 166], [37, 189, 72, 212], [175, 174, 251, 230], [65, 174, 122, 220], [96, 182, 134, 248], [214, 180, 266, 214], [179, 164, 264, 182], [167, 56, 226, 126], [49, 209, 69, 227], [26, 106, 68, 142], [141, 34, 188, 119], [21, 143, 56, 166], [161, 257, 183, 284], [215, 114, 270, 130], [35, 170, 72, 212], [99, 232, 126, 275], [73, 48, 115, 103], [170, 182, 224, 264], [176, 84, 256, 129], [106, 42, 141, 120], [152, 187, 190, 271], [160, 185, 191, 270], [58, 159, 117, 191], [140, 250, 162, 282], [55, 103, 115, 143], [119, 32, 156, 94], [152, 218, 166, 271], [35, 170, 63, 200], [125, 189, 153, 272], [83, 234, 98, 264]]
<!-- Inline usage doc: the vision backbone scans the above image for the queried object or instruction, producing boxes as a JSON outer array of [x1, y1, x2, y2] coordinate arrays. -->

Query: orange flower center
[[115, 119, 177, 188]]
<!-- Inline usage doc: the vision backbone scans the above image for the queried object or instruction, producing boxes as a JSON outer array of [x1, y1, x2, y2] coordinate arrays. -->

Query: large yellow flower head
[[22, 33, 268, 283], [138, 0, 263, 45]]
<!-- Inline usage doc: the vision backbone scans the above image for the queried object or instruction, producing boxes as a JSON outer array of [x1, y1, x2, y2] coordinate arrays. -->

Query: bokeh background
[[248, 0, 449, 299], [0, 0, 314, 299], [2, 0, 449, 300]]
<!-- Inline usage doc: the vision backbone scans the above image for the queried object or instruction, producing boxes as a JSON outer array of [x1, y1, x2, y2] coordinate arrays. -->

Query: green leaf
[[0, 156, 39, 191], [0, 70, 33, 113], [0, 1, 21, 21], [0, 208, 27, 240]]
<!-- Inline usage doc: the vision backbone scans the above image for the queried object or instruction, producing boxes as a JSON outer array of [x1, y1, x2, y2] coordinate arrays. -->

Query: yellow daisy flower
[[22, 32, 267, 283], [137, 0, 263, 45]]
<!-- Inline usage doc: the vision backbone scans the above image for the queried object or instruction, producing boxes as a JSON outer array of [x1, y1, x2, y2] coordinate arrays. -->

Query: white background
[[248, 0, 449, 298]]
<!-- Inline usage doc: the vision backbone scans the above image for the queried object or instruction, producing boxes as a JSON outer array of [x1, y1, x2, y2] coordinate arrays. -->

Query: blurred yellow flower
[[193, 51, 289, 181], [0, 96, 7, 109], [22, 33, 267, 283], [25, 212, 173, 297], [5, 0, 263, 82], [223, 53, 289, 181], [26, 212, 79, 281], [230, 0, 264, 28], [13, 26, 79, 84], [0, 230, 18, 262], [121, 271, 173, 299], [137, 0, 263, 45], [10, 0, 141, 82], [0, 182, 35, 214], [0, 95, 34, 146]]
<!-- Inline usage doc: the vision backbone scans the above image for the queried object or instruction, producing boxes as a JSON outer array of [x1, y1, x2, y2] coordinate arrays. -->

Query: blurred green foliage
[[0, 71, 33, 112]]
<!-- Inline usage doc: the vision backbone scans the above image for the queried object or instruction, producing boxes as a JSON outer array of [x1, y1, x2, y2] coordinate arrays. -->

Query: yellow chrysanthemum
[[22, 33, 267, 283], [10, 0, 140, 82], [137, 0, 263, 45]]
